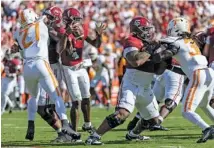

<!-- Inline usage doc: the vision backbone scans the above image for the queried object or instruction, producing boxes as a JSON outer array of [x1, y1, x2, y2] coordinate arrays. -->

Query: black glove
[[144, 41, 161, 55]]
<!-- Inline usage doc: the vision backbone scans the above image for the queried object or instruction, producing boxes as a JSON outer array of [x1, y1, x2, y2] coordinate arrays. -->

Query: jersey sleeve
[[123, 47, 138, 59], [97, 55, 106, 64]]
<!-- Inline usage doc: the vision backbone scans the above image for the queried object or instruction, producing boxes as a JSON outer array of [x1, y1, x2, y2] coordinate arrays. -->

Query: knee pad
[[72, 101, 80, 109], [209, 99, 214, 109], [164, 98, 177, 113], [82, 98, 90, 104], [37, 105, 56, 126], [106, 112, 126, 128]]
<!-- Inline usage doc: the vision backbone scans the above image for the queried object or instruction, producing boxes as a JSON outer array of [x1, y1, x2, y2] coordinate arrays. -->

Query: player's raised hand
[[95, 22, 107, 35]]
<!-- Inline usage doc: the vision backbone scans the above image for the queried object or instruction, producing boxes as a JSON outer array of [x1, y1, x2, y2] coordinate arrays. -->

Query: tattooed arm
[[125, 48, 151, 67]]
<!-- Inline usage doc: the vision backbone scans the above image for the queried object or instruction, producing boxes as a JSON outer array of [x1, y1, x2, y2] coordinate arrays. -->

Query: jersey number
[[184, 39, 201, 56], [21, 23, 40, 49]]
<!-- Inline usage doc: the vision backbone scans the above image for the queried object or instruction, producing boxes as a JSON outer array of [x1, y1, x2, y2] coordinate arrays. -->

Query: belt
[[63, 62, 83, 71], [168, 65, 185, 75]]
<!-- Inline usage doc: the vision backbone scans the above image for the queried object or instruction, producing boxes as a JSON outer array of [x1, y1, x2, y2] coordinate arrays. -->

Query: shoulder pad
[[124, 36, 143, 50]]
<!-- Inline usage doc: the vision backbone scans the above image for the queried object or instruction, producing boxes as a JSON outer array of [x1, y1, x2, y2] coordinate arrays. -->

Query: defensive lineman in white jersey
[[152, 17, 214, 143], [12, 8, 80, 141]]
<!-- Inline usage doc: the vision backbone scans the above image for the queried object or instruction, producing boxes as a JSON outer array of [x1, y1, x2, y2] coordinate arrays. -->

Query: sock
[[84, 122, 91, 128], [27, 98, 37, 121], [182, 111, 209, 130], [61, 119, 69, 126], [158, 116, 164, 124], [51, 95, 67, 120], [92, 132, 101, 139], [201, 106, 214, 122], [28, 120, 35, 128], [135, 112, 141, 119], [56, 128, 62, 133]]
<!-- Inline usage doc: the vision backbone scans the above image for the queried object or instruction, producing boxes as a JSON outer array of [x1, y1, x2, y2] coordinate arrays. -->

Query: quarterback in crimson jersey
[[58, 7, 106, 134]]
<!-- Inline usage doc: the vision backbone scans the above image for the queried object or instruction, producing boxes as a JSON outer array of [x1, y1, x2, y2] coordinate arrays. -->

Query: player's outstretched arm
[[152, 44, 179, 63], [125, 50, 151, 67]]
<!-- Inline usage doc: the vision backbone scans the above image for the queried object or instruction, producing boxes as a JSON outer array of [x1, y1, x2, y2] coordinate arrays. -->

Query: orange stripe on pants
[[184, 70, 197, 112], [187, 70, 200, 111], [44, 61, 61, 96]]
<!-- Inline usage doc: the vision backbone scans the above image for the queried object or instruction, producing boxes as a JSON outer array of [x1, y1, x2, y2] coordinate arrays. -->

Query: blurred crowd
[[1, 0, 214, 109], [2, 0, 214, 57]]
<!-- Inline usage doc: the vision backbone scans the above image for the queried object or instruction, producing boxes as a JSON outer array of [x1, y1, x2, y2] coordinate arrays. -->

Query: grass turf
[[1, 105, 214, 148]]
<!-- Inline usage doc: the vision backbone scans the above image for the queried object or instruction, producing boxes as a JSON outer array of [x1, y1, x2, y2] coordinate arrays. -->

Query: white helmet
[[104, 44, 113, 54], [88, 47, 98, 61], [19, 8, 39, 28], [167, 17, 191, 37]]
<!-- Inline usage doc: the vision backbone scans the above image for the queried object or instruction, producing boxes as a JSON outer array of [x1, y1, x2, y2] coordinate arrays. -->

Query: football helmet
[[88, 47, 98, 61], [62, 8, 83, 24], [43, 6, 62, 24], [167, 17, 191, 37], [104, 44, 113, 54], [129, 16, 155, 41], [206, 20, 214, 35], [19, 8, 38, 28]]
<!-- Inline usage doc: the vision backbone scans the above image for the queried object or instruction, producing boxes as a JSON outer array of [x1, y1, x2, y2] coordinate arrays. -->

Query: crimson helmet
[[129, 16, 155, 41], [43, 6, 62, 24], [62, 8, 83, 24], [192, 31, 207, 50]]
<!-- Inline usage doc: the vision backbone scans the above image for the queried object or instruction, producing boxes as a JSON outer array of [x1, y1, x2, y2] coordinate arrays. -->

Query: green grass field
[[1, 105, 214, 148]]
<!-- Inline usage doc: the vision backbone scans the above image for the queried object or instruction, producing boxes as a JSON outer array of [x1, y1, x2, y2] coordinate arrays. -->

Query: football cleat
[[125, 131, 151, 141], [82, 124, 96, 134], [149, 125, 169, 131], [197, 126, 214, 143], [51, 132, 73, 143], [25, 124, 35, 141], [85, 135, 103, 145], [62, 125, 81, 140]]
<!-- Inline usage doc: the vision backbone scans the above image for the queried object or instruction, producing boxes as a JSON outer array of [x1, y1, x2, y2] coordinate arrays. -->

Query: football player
[[102, 44, 117, 108], [1, 58, 21, 114], [152, 17, 214, 143], [32, 6, 73, 142], [88, 47, 112, 110], [127, 58, 185, 131], [12, 8, 80, 141], [58, 7, 106, 133], [85, 16, 166, 145], [203, 21, 214, 109]]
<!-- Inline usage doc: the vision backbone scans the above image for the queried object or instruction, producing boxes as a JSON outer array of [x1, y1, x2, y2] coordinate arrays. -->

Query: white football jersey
[[160, 36, 208, 78], [14, 19, 49, 60], [105, 53, 117, 69], [92, 55, 106, 73]]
